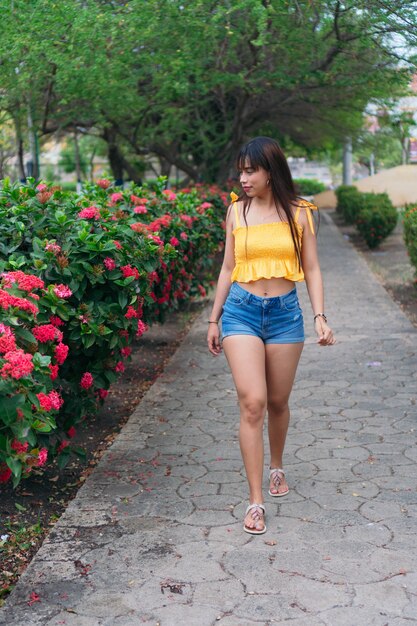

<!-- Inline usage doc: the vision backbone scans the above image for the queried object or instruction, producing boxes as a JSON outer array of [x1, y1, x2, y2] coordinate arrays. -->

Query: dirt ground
[[0, 303, 207, 604], [1, 213, 416, 604]]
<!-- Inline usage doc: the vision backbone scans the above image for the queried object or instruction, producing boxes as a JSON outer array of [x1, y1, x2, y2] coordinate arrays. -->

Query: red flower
[[130, 195, 148, 204], [67, 426, 76, 438], [11, 440, 29, 454], [54, 342, 69, 365], [57, 440, 70, 453], [198, 284, 207, 297], [98, 388, 108, 399], [0, 324, 16, 354], [0, 289, 39, 315], [36, 183, 48, 192], [49, 363, 59, 381], [49, 315, 64, 327], [45, 242, 61, 254], [33, 324, 62, 343], [113, 240, 122, 250], [1, 270, 44, 292], [115, 361, 125, 373], [180, 232, 188, 240], [0, 466, 12, 483], [121, 265, 140, 280], [125, 306, 138, 319], [120, 346, 132, 358], [170, 237, 180, 247], [133, 205, 148, 214], [80, 372, 94, 390], [1, 350, 34, 379], [37, 448, 48, 466], [37, 391, 63, 411]]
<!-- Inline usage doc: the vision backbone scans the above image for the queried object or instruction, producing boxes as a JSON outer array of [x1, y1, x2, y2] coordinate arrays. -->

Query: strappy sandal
[[243, 503, 266, 535], [268, 468, 289, 497]]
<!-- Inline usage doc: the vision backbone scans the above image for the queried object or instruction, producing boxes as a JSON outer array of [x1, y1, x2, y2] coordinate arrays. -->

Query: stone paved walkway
[[1, 214, 416, 626]]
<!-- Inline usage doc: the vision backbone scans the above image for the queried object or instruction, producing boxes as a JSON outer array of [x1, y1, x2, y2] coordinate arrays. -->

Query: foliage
[[403, 205, 417, 274], [294, 178, 327, 196], [0, 1, 416, 182], [335, 185, 364, 224], [0, 177, 227, 485], [355, 193, 398, 249], [0, 271, 72, 486]]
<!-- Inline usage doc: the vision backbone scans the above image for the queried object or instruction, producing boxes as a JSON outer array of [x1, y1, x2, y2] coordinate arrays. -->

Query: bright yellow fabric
[[230, 198, 317, 284]]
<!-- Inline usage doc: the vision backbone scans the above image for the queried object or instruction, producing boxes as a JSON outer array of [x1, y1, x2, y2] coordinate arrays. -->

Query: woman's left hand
[[315, 319, 336, 346]]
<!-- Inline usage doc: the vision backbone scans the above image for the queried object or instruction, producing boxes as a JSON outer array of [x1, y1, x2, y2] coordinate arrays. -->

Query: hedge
[[0, 177, 227, 486], [403, 205, 417, 274], [294, 178, 327, 196]]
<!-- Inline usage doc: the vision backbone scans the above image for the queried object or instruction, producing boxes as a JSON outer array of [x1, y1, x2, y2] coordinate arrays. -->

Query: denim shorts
[[221, 282, 305, 344]]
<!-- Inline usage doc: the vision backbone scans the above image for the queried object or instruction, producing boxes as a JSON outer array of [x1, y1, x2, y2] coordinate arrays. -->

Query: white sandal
[[243, 503, 266, 535], [268, 468, 289, 497]]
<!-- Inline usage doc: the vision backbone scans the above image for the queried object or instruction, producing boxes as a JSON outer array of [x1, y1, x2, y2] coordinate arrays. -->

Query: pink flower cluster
[[11, 439, 29, 454], [0, 288, 39, 315], [136, 319, 148, 338], [55, 342, 69, 365], [53, 284, 72, 299], [45, 242, 62, 255], [130, 195, 148, 205], [1, 349, 34, 379], [36, 390, 64, 411], [1, 271, 45, 292], [80, 372, 94, 390], [78, 206, 101, 220], [110, 192, 123, 203], [121, 265, 140, 280], [162, 189, 177, 201], [104, 257, 116, 271], [148, 214, 172, 232], [97, 179, 111, 189], [133, 205, 148, 214], [33, 324, 63, 343], [0, 324, 16, 354]]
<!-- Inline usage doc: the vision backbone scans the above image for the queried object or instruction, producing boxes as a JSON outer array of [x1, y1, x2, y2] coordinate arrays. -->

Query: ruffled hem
[[231, 260, 304, 283]]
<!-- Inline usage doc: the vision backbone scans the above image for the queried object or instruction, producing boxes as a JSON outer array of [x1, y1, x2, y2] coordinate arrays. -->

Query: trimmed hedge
[[336, 185, 398, 248], [335, 185, 363, 224], [355, 193, 398, 249], [403, 205, 417, 274], [294, 178, 327, 196]]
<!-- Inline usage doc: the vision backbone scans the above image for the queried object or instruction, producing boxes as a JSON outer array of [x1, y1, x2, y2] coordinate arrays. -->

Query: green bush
[[0, 177, 227, 485], [355, 192, 398, 249], [403, 205, 417, 273], [335, 185, 364, 224], [294, 178, 327, 196]]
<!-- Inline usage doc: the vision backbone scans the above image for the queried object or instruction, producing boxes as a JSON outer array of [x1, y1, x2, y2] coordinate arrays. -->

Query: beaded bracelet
[[314, 313, 327, 323]]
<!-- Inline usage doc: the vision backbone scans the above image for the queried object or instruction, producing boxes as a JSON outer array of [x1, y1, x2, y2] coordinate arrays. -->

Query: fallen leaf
[[264, 540, 277, 546]]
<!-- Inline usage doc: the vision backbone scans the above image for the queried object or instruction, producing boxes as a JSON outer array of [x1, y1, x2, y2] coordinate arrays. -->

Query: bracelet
[[208, 320, 219, 324], [314, 313, 327, 323]]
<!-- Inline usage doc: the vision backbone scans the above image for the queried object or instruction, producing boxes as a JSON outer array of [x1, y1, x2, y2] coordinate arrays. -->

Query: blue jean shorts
[[221, 282, 305, 344]]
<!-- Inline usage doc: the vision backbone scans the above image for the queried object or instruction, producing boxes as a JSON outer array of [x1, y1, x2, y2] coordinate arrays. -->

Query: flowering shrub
[[335, 185, 364, 224], [0, 177, 226, 484], [0, 272, 72, 486], [403, 205, 417, 274]]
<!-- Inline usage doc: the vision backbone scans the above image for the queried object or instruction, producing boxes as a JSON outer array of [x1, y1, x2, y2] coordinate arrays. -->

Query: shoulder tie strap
[[294, 201, 318, 235], [230, 192, 240, 228]]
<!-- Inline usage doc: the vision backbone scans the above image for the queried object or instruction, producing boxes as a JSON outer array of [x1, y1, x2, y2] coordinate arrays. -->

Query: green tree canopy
[[0, 0, 416, 182]]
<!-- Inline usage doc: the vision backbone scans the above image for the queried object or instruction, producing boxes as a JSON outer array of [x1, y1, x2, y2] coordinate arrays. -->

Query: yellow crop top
[[230, 197, 317, 284]]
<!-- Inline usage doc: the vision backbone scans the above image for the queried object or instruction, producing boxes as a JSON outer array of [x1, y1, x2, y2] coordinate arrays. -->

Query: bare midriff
[[237, 276, 295, 298]]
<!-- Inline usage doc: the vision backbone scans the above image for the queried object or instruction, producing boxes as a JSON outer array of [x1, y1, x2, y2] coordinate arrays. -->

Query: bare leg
[[222, 335, 267, 532], [265, 342, 303, 495]]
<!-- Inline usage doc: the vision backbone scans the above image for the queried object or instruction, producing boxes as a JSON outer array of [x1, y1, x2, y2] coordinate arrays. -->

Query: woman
[[207, 137, 335, 535]]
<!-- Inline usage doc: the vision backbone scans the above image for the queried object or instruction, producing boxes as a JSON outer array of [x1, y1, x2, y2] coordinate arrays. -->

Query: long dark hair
[[236, 136, 303, 268]]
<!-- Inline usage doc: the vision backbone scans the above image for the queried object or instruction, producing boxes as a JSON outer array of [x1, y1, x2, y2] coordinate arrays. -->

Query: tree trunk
[[13, 114, 26, 181], [74, 131, 82, 192], [103, 127, 124, 185], [27, 104, 40, 180]]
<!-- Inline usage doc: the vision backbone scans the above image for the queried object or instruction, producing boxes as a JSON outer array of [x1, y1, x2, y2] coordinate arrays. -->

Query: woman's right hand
[[207, 323, 222, 356]]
